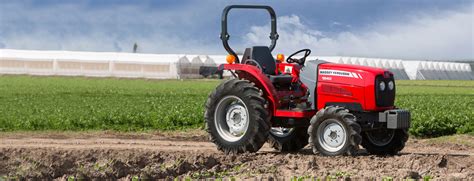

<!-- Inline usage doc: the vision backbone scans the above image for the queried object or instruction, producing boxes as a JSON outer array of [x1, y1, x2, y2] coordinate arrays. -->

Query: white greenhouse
[[0, 49, 472, 80]]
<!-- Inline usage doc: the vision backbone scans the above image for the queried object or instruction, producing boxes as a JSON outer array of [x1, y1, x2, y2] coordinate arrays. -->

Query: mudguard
[[218, 64, 280, 114]]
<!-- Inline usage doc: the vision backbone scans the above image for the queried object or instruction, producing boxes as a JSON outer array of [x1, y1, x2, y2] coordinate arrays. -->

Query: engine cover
[[314, 62, 394, 111]]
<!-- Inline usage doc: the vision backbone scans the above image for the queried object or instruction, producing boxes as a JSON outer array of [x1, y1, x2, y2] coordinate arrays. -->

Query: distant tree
[[133, 43, 138, 53]]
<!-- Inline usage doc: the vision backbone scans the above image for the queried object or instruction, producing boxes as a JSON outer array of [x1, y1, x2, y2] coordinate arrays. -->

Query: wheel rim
[[214, 95, 249, 142], [318, 120, 347, 152], [366, 129, 395, 147], [270, 127, 294, 138]]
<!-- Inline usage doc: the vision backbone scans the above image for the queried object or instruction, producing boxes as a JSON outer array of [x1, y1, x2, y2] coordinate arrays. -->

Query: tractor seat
[[241, 46, 293, 86], [269, 74, 293, 87], [242, 46, 277, 75]]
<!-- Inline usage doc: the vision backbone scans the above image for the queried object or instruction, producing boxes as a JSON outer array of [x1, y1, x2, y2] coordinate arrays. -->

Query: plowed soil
[[0, 131, 473, 180]]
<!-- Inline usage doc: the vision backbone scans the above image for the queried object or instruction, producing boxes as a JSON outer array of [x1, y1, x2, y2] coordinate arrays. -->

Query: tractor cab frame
[[219, 5, 317, 122]]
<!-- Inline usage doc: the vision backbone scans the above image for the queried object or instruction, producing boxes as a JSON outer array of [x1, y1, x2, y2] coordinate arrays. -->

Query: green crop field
[[0, 75, 472, 137], [395, 80, 474, 137]]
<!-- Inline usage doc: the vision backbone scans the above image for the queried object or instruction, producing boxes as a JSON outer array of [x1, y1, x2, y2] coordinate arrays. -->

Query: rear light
[[226, 54, 236, 64], [276, 54, 285, 63]]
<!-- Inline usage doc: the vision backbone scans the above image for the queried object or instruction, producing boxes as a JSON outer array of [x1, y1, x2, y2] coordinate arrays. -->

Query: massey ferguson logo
[[319, 69, 363, 79]]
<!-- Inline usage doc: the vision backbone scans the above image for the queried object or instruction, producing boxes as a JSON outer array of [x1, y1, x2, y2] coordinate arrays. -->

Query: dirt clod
[[438, 156, 448, 167]]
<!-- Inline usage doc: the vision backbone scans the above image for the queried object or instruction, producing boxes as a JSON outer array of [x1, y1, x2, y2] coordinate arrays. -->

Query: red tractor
[[205, 5, 410, 156]]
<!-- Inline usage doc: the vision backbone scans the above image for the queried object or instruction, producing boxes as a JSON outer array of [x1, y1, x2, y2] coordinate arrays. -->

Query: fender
[[218, 64, 279, 114]]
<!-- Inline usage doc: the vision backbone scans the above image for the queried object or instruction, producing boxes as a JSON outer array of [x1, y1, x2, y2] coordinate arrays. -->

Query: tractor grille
[[375, 74, 395, 107]]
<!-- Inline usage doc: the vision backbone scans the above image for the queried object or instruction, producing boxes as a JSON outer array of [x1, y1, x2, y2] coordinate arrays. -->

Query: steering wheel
[[286, 49, 311, 65]]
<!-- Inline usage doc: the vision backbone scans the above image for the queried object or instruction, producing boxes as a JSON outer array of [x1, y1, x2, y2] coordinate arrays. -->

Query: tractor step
[[274, 109, 316, 118]]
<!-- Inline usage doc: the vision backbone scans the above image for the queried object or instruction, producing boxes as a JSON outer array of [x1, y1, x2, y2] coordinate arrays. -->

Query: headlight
[[379, 81, 386, 91], [388, 81, 394, 90]]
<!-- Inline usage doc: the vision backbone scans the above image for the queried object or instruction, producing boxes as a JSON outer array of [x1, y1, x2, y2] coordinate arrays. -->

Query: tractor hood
[[315, 62, 395, 111], [317, 63, 389, 87]]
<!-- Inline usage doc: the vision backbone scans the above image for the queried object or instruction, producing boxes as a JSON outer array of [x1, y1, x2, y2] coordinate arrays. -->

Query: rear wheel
[[308, 106, 361, 156], [361, 128, 408, 155], [205, 79, 270, 153], [268, 126, 309, 152]]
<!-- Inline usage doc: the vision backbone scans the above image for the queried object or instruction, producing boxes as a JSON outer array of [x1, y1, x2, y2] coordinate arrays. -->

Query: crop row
[[0, 76, 472, 137]]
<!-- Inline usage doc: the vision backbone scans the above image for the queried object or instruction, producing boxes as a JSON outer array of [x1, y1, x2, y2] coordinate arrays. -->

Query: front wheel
[[308, 106, 361, 156], [205, 79, 270, 153], [361, 129, 408, 155]]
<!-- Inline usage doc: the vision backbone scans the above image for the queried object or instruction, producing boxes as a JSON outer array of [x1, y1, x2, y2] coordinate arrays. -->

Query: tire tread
[[205, 79, 270, 153], [308, 106, 361, 156]]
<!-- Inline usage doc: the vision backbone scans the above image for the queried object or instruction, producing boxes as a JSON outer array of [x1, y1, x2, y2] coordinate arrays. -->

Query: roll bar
[[220, 5, 279, 63]]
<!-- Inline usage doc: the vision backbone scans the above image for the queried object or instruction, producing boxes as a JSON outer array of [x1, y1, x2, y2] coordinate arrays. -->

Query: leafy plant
[[0, 76, 472, 137]]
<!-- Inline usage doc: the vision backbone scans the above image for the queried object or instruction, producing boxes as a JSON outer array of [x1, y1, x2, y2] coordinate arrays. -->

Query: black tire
[[308, 106, 362, 156], [268, 126, 309, 152], [361, 129, 408, 155], [204, 79, 270, 153]]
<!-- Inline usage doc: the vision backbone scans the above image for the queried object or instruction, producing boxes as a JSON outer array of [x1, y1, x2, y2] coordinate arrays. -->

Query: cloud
[[0, 1, 472, 60], [244, 6, 473, 60], [0, 1, 222, 54]]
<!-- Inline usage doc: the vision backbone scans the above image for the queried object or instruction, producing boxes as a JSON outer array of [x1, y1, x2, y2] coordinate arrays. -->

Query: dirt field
[[0, 131, 473, 180]]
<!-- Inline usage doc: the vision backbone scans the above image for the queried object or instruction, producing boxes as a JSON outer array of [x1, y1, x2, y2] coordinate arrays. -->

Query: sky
[[0, 0, 473, 60]]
